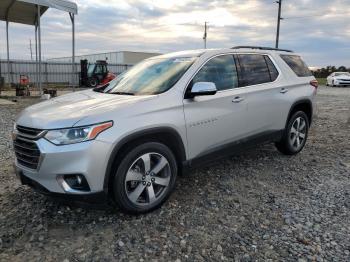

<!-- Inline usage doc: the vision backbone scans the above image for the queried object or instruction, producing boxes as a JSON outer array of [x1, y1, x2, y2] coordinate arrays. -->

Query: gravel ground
[[0, 86, 349, 261]]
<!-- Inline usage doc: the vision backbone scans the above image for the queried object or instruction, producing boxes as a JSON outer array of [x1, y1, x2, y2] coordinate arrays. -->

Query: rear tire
[[112, 142, 177, 214], [275, 111, 309, 155]]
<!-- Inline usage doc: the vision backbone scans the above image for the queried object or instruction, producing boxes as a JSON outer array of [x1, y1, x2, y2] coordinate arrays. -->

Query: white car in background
[[326, 72, 350, 87]]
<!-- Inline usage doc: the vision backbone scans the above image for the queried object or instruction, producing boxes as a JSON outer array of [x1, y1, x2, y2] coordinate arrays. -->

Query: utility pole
[[29, 39, 33, 61], [203, 22, 208, 49], [275, 0, 283, 48]]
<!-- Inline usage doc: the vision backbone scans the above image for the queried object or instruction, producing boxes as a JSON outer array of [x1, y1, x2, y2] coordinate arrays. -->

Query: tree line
[[311, 66, 350, 78]]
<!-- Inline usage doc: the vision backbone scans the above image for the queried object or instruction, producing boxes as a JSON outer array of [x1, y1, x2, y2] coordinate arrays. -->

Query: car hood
[[16, 89, 154, 129], [334, 75, 350, 80]]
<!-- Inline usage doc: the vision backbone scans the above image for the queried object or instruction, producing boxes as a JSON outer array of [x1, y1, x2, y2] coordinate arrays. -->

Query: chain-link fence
[[0, 59, 132, 87]]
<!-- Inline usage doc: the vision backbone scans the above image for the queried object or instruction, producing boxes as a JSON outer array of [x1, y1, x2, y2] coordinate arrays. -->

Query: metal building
[[0, 0, 78, 93], [48, 51, 161, 65]]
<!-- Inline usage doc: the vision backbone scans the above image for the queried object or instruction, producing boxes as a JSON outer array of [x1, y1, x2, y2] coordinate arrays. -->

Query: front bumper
[[16, 168, 109, 205], [14, 137, 113, 195], [334, 80, 350, 86]]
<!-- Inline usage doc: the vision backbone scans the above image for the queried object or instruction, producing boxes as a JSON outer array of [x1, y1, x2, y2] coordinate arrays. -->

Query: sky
[[0, 0, 349, 67]]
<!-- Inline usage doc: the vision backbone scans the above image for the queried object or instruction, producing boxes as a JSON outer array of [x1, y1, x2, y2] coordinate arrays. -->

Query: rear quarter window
[[280, 55, 312, 77]]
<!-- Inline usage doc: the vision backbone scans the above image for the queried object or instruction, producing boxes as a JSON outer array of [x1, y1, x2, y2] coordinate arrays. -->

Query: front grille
[[16, 125, 44, 139], [13, 126, 43, 170], [14, 137, 41, 169]]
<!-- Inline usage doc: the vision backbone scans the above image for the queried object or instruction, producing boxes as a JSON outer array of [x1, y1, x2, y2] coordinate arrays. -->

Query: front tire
[[276, 111, 309, 155], [113, 142, 178, 214], [88, 78, 98, 87]]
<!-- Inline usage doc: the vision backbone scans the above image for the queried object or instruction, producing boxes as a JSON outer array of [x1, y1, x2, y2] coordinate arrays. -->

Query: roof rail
[[231, 46, 293, 53]]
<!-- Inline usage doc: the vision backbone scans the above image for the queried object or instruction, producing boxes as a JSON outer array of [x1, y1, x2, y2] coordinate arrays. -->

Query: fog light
[[58, 174, 90, 192]]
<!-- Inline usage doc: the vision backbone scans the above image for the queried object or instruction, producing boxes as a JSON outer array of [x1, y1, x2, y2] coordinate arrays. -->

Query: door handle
[[232, 96, 244, 103], [280, 88, 288, 94]]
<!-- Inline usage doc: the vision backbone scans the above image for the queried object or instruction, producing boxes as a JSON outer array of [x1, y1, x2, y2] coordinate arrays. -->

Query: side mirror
[[189, 82, 217, 98]]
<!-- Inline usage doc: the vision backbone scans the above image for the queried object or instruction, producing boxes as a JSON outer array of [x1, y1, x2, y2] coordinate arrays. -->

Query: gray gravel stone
[[0, 87, 350, 261]]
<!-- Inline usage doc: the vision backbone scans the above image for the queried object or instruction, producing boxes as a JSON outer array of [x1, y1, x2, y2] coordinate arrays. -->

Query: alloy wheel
[[125, 152, 171, 206], [288, 116, 307, 151]]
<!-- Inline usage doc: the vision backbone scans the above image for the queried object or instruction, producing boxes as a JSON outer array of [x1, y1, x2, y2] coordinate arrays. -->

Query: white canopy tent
[[0, 0, 78, 94]]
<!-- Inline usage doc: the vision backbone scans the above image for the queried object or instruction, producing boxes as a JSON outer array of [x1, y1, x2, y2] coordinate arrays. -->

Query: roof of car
[[152, 46, 295, 60], [153, 49, 207, 59]]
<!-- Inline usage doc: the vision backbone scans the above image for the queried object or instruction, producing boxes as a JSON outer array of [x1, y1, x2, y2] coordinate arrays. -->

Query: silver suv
[[13, 46, 318, 214]]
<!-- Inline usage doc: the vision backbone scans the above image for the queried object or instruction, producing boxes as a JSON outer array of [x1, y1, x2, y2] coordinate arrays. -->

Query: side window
[[102, 65, 108, 74], [280, 55, 312, 77], [95, 65, 103, 74], [192, 55, 238, 91], [237, 54, 271, 86], [264, 56, 279, 81]]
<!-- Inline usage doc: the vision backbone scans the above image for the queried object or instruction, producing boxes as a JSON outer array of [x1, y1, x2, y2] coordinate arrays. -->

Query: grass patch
[[316, 78, 327, 86]]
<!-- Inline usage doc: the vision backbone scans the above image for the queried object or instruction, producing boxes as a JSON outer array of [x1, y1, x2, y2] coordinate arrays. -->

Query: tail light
[[310, 79, 318, 89]]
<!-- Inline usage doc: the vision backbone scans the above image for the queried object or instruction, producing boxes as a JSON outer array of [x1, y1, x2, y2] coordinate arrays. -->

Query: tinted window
[[192, 55, 238, 91], [264, 56, 279, 81], [280, 55, 312, 77], [237, 54, 271, 86]]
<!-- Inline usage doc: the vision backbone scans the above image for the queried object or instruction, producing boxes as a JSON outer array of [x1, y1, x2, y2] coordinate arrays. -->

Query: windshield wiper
[[93, 87, 104, 93], [93, 83, 110, 92], [110, 91, 135, 96]]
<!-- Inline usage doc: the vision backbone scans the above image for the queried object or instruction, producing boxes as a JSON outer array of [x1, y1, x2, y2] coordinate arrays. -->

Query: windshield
[[100, 57, 196, 95], [335, 72, 350, 76]]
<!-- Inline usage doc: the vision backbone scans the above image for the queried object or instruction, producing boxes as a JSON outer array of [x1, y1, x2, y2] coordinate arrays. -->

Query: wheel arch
[[286, 99, 313, 128], [103, 127, 187, 195]]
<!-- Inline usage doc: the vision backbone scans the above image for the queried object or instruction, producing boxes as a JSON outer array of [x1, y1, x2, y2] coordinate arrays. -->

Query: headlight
[[45, 121, 113, 145]]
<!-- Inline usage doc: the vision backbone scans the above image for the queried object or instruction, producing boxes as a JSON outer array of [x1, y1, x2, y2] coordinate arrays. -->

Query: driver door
[[183, 54, 249, 160]]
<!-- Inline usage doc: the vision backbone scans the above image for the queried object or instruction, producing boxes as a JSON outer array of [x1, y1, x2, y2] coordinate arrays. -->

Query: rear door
[[183, 54, 249, 159], [235, 53, 287, 135]]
